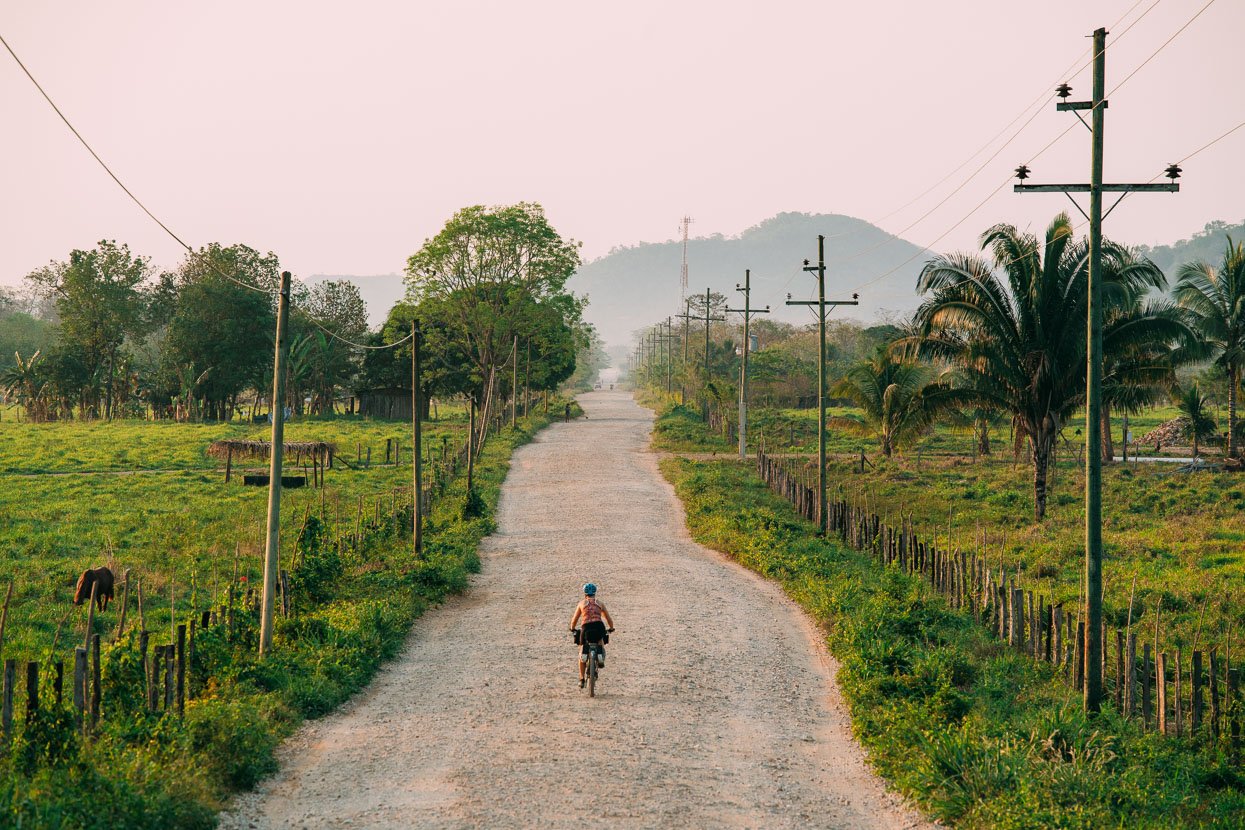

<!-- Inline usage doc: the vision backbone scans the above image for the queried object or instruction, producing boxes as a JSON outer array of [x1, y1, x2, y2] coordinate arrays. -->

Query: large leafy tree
[[161, 244, 280, 420], [26, 240, 156, 418], [1174, 237, 1245, 457], [404, 203, 583, 423], [901, 213, 1182, 520]]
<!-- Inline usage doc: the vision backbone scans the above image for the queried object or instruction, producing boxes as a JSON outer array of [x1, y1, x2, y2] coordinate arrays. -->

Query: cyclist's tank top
[[582, 597, 602, 624]]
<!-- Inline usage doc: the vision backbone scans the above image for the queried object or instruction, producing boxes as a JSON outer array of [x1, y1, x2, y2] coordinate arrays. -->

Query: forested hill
[[1138, 219, 1245, 276], [569, 212, 929, 347]]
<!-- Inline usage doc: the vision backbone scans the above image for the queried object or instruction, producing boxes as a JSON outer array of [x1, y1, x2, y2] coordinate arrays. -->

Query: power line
[[820, 0, 1163, 247], [1, 30, 415, 353], [842, 0, 1224, 295]]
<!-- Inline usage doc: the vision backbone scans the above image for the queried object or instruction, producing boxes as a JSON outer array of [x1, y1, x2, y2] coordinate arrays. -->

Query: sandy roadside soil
[[219, 390, 933, 829]]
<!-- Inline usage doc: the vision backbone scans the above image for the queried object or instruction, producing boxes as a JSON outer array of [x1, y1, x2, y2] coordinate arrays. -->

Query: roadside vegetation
[[662, 455, 1245, 828]]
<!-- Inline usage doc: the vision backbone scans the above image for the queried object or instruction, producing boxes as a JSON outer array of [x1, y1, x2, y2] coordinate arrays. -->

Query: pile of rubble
[[1138, 418, 1189, 448]]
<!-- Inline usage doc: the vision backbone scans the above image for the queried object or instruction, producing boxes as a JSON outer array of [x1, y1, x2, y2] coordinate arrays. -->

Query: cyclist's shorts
[[580, 621, 607, 653]]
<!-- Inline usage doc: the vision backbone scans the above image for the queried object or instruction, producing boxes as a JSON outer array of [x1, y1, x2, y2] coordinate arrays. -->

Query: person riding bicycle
[[569, 583, 614, 688]]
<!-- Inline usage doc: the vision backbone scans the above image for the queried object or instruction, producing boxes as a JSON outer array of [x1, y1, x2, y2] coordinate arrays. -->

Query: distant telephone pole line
[[1014, 26, 1180, 714], [726, 269, 769, 460], [787, 237, 858, 534]]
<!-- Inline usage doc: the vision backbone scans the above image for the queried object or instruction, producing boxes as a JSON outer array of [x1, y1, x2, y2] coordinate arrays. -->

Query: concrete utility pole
[[1014, 26, 1179, 713], [787, 237, 858, 534], [412, 320, 423, 554], [726, 269, 770, 460], [678, 298, 693, 403], [259, 270, 292, 657]]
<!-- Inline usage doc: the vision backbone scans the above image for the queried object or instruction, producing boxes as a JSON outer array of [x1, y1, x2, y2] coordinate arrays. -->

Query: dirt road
[[221, 390, 930, 829]]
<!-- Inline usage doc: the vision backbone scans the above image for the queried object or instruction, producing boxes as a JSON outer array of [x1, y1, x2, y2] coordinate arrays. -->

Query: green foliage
[[291, 515, 342, 605], [662, 456, 1245, 828], [650, 403, 730, 452]]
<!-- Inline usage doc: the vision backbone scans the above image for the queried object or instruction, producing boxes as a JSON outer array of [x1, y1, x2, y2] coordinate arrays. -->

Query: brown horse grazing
[[73, 567, 115, 611]]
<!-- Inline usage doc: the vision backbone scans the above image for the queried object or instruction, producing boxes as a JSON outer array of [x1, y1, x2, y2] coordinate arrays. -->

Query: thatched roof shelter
[[207, 439, 336, 461], [208, 439, 337, 485]]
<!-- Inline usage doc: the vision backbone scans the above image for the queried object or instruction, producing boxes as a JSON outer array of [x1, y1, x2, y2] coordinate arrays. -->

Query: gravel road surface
[[221, 390, 931, 829]]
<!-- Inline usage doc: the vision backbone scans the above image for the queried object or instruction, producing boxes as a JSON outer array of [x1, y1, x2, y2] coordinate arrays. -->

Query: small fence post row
[[752, 449, 1243, 746]]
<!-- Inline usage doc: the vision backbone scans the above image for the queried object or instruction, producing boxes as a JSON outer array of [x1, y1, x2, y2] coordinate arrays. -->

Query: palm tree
[[830, 350, 951, 457], [900, 213, 1179, 520], [1100, 297, 1204, 462], [1173, 237, 1245, 458], [1174, 381, 1217, 458]]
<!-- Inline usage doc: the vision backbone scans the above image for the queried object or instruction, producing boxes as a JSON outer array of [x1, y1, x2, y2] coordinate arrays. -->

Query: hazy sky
[[2, 1, 1242, 300]]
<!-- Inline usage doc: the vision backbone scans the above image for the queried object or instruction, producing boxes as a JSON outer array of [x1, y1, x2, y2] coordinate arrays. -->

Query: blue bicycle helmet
[[583, 583, 597, 595]]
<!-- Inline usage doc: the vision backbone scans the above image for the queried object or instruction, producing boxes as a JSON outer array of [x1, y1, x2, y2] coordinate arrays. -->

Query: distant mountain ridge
[[569, 212, 930, 347]]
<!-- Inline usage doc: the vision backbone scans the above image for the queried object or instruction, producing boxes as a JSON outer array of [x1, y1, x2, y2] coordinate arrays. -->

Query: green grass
[[653, 400, 1245, 665], [0, 398, 574, 827], [661, 455, 1245, 828]]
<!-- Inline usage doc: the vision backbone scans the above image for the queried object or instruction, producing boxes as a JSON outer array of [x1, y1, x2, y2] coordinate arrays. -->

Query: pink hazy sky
[[2, 1, 1242, 293]]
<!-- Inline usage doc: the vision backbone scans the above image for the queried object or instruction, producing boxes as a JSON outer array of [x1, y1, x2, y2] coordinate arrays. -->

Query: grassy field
[[0, 406, 484, 659], [661, 455, 1245, 828], [0, 399, 575, 826], [650, 401, 1245, 680]]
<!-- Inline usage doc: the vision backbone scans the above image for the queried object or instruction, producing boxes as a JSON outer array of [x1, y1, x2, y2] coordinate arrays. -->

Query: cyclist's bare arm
[[569, 603, 582, 629], [601, 605, 615, 629]]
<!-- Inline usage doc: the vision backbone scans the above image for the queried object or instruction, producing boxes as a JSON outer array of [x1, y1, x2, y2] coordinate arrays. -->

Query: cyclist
[[569, 583, 614, 688]]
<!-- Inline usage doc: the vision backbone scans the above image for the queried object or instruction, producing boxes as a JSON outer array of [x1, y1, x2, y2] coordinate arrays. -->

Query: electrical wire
[[839, 0, 1224, 296], [0, 30, 413, 353], [817, 0, 1162, 247]]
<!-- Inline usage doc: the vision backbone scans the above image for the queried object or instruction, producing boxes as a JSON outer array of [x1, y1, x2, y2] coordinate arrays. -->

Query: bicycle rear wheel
[[587, 648, 597, 697]]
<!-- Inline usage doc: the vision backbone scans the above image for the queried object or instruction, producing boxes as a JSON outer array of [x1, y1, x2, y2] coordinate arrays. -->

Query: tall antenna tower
[[679, 214, 693, 301]]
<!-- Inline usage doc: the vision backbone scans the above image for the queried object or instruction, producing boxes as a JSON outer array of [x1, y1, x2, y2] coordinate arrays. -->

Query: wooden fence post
[[1115, 629, 1125, 711], [25, 661, 37, 722], [1210, 647, 1221, 740], [1158, 652, 1169, 735], [139, 630, 150, 710], [1175, 647, 1184, 739], [1075, 622, 1086, 691], [1229, 669, 1240, 757], [54, 661, 63, 705], [164, 647, 174, 710], [116, 569, 132, 639], [73, 647, 86, 730], [177, 624, 186, 716], [1142, 643, 1152, 729], [1192, 650, 1203, 734], [91, 634, 100, 729], [1, 659, 14, 743], [1125, 633, 1137, 719]]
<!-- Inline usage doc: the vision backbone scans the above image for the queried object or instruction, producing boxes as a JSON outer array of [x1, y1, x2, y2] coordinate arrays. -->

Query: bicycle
[[577, 627, 614, 698]]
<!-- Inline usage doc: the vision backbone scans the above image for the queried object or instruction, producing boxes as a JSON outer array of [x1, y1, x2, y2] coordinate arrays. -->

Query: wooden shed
[[356, 388, 413, 420]]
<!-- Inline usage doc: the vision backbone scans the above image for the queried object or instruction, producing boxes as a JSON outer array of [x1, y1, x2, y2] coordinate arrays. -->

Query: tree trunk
[[1032, 423, 1055, 521], [1101, 403, 1114, 463], [1228, 363, 1238, 458], [977, 416, 991, 456]]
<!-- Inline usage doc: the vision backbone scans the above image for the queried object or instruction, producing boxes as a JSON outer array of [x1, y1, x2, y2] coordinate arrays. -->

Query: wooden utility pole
[[787, 237, 858, 533], [726, 269, 770, 460], [510, 336, 518, 429], [412, 320, 423, 554], [1014, 27, 1179, 712], [674, 289, 725, 415], [259, 270, 292, 657]]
